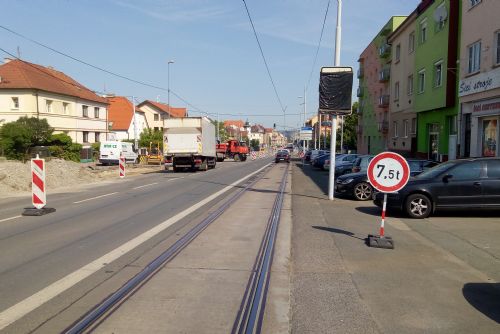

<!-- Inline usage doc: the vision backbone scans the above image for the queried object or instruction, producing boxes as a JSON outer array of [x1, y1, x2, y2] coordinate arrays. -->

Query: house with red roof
[[0, 58, 109, 144], [106, 96, 148, 141], [136, 100, 187, 132]]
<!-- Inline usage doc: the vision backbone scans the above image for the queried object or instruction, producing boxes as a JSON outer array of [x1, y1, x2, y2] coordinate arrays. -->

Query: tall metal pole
[[328, 0, 342, 201], [304, 86, 307, 150], [168, 60, 174, 118], [132, 96, 138, 150], [217, 111, 220, 142], [340, 115, 344, 153]]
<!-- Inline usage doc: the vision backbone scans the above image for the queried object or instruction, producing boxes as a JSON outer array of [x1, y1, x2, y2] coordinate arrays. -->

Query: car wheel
[[353, 182, 373, 201], [405, 194, 432, 219]]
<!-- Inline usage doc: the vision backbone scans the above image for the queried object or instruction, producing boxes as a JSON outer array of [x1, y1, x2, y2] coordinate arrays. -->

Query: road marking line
[[132, 182, 158, 190], [0, 215, 22, 223], [0, 162, 272, 330], [73, 192, 118, 204]]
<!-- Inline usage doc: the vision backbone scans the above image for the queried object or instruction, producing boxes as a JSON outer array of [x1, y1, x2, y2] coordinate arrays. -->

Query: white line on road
[[0, 162, 272, 330], [0, 215, 22, 223], [73, 192, 118, 204], [132, 182, 158, 189]]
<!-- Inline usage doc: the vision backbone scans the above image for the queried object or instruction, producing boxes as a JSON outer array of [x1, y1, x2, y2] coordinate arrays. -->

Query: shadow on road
[[312, 225, 366, 242], [463, 283, 500, 324], [355, 205, 407, 218]]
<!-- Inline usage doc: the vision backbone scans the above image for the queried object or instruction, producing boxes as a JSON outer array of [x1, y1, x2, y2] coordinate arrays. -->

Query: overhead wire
[[0, 25, 207, 114], [241, 0, 286, 114]]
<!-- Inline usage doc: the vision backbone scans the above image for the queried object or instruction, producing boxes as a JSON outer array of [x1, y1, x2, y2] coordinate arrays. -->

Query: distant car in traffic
[[336, 159, 439, 201], [275, 150, 290, 163], [373, 158, 500, 218]]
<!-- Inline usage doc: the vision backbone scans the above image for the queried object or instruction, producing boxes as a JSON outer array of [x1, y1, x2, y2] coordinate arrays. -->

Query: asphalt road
[[0, 158, 272, 333]]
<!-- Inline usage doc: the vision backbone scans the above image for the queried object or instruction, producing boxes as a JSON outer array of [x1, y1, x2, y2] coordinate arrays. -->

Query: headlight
[[341, 178, 354, 184]]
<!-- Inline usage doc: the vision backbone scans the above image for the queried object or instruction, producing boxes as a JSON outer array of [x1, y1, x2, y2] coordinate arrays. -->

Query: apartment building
[[136, 100, 186, 132], [0, 58, 108, 144], [414, 0, 460, 161], [387, 11, 418, 156], [357, 16, 407, 154], [459, 0, 500, 158]]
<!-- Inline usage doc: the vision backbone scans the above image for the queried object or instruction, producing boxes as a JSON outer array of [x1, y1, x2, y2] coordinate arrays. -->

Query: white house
[[106, 96, 148, 141]]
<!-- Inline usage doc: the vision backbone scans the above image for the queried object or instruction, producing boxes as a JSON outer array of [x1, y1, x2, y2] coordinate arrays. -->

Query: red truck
[[216, 139, 249, 162]]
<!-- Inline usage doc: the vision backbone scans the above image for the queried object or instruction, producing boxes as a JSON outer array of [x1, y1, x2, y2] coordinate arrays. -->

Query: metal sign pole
[[328, 0, 342, 201]]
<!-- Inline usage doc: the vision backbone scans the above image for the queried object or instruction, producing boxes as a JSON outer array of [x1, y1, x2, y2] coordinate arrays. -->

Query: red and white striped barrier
[[119, 156, 126, 178], [251, 151, 256, 160], [31, 156, 46, 209]]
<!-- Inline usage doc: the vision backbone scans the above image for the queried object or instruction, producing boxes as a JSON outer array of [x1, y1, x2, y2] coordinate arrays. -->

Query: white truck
[[99, 141, 138, 165], [163, 117, 217, 172]]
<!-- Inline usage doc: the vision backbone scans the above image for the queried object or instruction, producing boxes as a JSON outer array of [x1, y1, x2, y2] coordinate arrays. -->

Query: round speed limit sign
[[367, 152, 410, 193]]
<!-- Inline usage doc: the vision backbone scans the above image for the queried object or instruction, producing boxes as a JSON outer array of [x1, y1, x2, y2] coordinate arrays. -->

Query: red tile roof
[[224, 120, 244, 128], [107, 96, 134, 131], [137, 100, 186, 118], [0, 59, 107, 104]]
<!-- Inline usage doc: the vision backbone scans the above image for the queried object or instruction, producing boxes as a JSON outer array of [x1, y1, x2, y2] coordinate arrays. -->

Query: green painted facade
[[414, 0, 460, 159], [358, 16, 406, 154]]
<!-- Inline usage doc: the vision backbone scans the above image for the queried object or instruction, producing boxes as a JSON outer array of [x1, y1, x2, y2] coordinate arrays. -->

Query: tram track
[[62, 162, 289, 334]]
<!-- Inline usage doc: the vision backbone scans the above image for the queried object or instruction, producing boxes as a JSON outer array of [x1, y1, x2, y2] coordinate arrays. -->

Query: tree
[[250, 139, 260, 151], [336, 102, 359, 152], [16, 117, 53, 146], [211, 120, 229, 142], [139, 128, 163, 148]]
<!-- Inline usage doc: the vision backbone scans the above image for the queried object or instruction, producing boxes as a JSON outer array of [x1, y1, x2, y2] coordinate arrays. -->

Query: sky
[[0, 0, 419, 129]]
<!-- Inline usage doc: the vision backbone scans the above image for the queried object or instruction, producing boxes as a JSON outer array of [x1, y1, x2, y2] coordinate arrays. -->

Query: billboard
[[318, 67, 353, 115]]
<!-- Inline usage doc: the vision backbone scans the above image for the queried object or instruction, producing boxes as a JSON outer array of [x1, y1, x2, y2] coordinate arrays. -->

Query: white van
[[99, 141, 138, 165]]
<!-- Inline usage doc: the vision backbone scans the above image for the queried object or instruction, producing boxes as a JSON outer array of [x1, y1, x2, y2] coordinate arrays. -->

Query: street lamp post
[[167, 60, 174, 118]]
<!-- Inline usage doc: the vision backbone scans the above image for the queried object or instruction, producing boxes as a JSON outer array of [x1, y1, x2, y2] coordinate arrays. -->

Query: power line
[[306, 0, 331, 92], [241, 0, 286, 114], [0, 25, 207, 114]]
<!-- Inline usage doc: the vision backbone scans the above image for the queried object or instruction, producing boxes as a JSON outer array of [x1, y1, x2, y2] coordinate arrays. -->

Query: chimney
[[4, 57, 13, 64]]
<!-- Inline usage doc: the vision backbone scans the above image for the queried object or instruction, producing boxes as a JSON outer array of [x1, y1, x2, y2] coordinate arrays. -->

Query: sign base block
[[22, 207, 56, 216], [367, 234, 394, 249]]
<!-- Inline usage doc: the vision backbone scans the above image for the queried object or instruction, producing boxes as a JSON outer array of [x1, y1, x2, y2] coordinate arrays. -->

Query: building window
[[11, 97, 19, 109], [63, 102, 69, 114], [395, 43, 401, 62], [434, 60, 443, 87], [468, 41, 481, 73], [418, 69, 426, 93], [95, 132, 100, 142], [411, 118, 417, 134], [407, 75, 414, 95], [83, 131, 89, 143], [409, 31, 415, 53], [434, 3, 446, 32], [46, 100, 53, 113], [403, 120, 409, 137], [393, 121, 398, 138], [495, 31, 500, 66], [94, 107, 99, 118], [394, 81, 400, 101], [420, 19, 428, 44], [154, 127, 159, 132], [154, 114, 159, 121], [83, 105, 89, 117], [470, 0, 481, 8]]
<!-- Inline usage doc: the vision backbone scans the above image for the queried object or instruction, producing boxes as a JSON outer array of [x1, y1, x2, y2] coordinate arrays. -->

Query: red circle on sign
[[367, 152, 410, 193]]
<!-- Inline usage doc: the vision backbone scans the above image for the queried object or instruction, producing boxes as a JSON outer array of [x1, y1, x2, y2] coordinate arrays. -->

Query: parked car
[[337, 159, 439, 201], [373, 158, 500, 218], [310, 150, 329, 162], [333, 154, 359, 175], [304, 150, 313, 162], [312, 153, 330, 169], [275, 150, 290, 163], [351, 155, 375, 173]]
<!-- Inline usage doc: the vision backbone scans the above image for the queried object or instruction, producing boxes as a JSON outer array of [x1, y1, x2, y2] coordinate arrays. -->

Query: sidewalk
[[290, 162, 499, 334]]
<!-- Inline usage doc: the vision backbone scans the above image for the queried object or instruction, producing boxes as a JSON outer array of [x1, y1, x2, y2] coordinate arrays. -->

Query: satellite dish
[[433, 5, 448, 22]]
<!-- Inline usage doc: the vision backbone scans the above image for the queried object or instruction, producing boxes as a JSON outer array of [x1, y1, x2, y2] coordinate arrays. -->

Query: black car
[[312, 153, 330, 169], [336, 159, 439, 201], [374, 158, 500, 218], [334, 154, 359, 175], [275, 150, 290, 163]]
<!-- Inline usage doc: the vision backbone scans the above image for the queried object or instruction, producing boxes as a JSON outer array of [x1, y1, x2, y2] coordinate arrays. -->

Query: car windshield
[[415, 161, 455, 179]]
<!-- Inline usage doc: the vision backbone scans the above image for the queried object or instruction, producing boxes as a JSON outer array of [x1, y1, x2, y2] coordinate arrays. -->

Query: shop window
[[482, 118, 497, 157], [468, 41, 481, 73]]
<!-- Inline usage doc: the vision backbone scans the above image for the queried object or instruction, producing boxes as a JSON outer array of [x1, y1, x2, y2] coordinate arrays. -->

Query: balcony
[[378, 95, 390, 108], [378, 68, 390, 82], [379, 43, 391, 58], [357, 67, 364, 78], [357, 87, 363, 97], [378, 120, 389, 134]]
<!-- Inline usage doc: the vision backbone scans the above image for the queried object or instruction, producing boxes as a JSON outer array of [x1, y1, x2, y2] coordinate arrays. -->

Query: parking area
[[291, 161, 500, 333]]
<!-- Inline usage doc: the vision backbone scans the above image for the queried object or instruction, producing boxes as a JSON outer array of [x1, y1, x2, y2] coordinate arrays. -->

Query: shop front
[[462, 97, 500, 157]]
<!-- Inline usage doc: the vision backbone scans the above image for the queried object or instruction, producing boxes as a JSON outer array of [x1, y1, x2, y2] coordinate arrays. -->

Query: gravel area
[[0, 159, 160, 198]]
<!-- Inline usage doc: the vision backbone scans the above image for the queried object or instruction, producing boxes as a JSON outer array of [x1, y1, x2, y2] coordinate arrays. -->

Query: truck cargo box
[[164, 117, 216, 157]]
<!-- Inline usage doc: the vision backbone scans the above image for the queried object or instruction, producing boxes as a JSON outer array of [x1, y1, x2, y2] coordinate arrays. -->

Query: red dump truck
[[216, 139, 249, 162]]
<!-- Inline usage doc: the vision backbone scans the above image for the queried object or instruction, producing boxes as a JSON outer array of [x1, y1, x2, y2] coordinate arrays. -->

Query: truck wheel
[[234, 154, 241, 162], [241, 155, 247, 161]]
